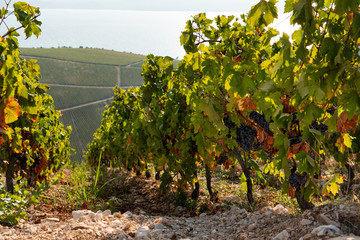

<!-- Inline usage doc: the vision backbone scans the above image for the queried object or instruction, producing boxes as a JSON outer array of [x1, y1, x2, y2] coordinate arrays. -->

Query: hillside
[[20, 47, 145, 162], [20, 47, 145, 66]]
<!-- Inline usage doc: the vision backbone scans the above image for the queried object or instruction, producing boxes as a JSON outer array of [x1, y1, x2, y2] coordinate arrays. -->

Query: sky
[[24, 0, 286, 13], [3, 0, 292, 58]]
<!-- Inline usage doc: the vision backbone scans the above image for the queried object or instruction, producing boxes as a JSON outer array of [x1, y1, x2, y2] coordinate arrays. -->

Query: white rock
[[155, 223, 166, 229], [159, 217, 170, 226], [311, 225, 342, 236], [63, 224, 71, 231], [261, 206, 273, 213], [45, 218, 60, 222], [71, 224, 92, 230], [110, 219, 122, 228], [230, 206, 246, 215], [248, 223, 256, 231], [1, 229, 15, 235], [113, 212, 122, 218], [318, 213, 340, 227], [102, 209, 112, 217], [328, 237, 360, 240], [265, 211, 273, 216], [123, 211, 133, 218], [136, 225, 151, 238], [72, 210, 93, 220], [150, 228, 163, 237], [300, 219, 312, 226], [273, 230, 290, 240], [273, 204, 289, 214]]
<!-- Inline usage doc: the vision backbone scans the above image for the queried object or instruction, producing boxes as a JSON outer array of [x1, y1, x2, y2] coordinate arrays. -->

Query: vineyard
[[1, 0, 360, 238], [30, 57, 118, 86], [87, 0, 360, 213], [18, 51, 146, 162]]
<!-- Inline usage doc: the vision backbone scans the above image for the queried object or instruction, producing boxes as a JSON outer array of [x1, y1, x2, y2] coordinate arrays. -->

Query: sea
[[5, 9, 294, 59]]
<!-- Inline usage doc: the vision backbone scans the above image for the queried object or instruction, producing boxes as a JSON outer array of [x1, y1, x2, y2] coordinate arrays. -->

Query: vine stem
[[2, 14, 40, 38], [233, 148, 253, 205], [0, 0, 12, 29]]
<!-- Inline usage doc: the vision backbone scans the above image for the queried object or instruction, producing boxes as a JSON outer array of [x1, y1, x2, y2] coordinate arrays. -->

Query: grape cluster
[[289, 135, 302, 145], [223, 116, 236, 138], [310, 121, 328, 134], [326, 106, 336, 116], [249, 111, 271, 133], [223, 116, 236, 129], [289, 172, 307, 190], [292, 112, 299, 124], [216, 152, 228, 164], [236, 124, 257, 152]]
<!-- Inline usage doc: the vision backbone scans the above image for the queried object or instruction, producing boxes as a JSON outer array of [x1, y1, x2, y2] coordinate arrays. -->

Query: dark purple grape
[[236, 124, 257, 152], [289, 172, 308, 189], [326, 106, 336, 116], [249, 111, 271, 133], [310, 121, 328, 134], [289, 135, 302, 145], [223, 116, 236, 129]]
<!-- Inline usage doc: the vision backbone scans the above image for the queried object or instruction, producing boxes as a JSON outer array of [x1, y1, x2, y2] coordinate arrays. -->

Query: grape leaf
[[4, 98, 21, 124]]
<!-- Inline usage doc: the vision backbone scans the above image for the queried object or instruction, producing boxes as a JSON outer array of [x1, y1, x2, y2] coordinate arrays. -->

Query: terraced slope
[[21, 48, 145, 162]]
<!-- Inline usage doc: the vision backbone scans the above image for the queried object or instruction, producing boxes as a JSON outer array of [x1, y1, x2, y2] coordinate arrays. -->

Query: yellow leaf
[[343, 133, 353, 149], [225, 77, 231, 91], [322, 174, 343, 197], [335, 136, 346, 153], [4, 98, 21, 124]]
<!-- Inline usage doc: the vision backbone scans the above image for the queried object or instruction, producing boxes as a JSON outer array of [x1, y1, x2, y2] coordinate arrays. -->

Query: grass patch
[[120, 67, 143, 86], [60, 102, 109, 162], [20, 48, 145, 66], [33, 57, 118, 86], [48, 86, 113, 109]]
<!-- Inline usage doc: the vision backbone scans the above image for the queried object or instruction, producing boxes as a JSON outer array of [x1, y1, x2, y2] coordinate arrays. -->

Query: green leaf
[[303, 179, 318, 201], [248, 2, 262, 26], [17, 82, 28, 99], [335, 0, 360, 14], [299, 103, 323, 125], [198, 100, 226, 131], [284, 0, 294, 13], [248, 0, 278, 27], [295, 71, 308, 98], [327, 113, 338, 132], [291, 29, 303, 45]]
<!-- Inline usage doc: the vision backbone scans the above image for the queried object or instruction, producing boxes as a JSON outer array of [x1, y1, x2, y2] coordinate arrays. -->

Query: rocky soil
[[1, 201, 359, 240], [1, 169, 360, 240]]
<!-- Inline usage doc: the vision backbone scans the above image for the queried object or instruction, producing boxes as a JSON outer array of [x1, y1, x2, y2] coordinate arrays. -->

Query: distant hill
[[20, 47, 145, 162], [20, 47, 145, 65]]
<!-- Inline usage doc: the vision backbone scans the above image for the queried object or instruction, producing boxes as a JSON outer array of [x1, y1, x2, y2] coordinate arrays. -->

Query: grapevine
[[87, 0, 360, 211]]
